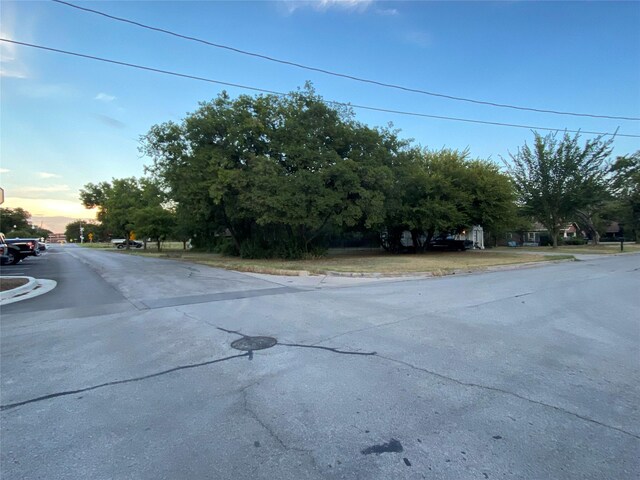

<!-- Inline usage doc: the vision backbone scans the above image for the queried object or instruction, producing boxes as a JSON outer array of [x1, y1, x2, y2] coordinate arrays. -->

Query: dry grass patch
[[126, 249, 573, 276], [0, 277, 29, 292]]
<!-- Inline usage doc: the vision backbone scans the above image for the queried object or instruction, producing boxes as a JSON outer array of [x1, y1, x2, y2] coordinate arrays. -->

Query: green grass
[[77, 242, 113, 249], [494, 243, 640, 255]]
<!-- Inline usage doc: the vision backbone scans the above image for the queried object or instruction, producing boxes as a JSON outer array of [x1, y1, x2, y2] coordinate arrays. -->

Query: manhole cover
[[231, 336, 277, 351]]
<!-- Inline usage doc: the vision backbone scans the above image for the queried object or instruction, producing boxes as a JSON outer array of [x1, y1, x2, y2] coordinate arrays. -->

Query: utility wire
[[2, 38, 639, 139], [51, 0, 640, 122]]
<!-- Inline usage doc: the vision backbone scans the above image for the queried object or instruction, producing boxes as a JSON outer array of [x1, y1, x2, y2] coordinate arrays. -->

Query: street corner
[[0, 276, 57, 305]]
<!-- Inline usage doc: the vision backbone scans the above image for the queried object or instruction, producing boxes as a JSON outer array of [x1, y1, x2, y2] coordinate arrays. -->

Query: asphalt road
[[1, 245, 638, 479]]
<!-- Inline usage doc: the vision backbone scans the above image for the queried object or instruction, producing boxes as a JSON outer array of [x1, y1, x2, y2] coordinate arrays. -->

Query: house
[[503, 222, 548, 246], [502, 222, 582, 247], [457, 225, 484, 249], [601, 221, 623, 241]]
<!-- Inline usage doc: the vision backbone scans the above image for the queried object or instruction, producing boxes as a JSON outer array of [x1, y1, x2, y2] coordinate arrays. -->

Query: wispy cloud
[[17, 83, 76, 99], [376, 7, 399, 16], [0, 168, 10, 174], [317, 0, 373, 11], [95, 114, 126, 129], [281, 0, 374, 15], [0, 5, 29, 79], [8, 185, 73, 201], [95, 92, 116, 102], [404, 30, 432, 48], [20, 185, 71, 193], [36, 172, 62, 179]]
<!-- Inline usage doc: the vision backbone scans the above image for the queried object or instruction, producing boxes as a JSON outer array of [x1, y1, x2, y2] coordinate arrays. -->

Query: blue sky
[[1, 0, 639, 232]]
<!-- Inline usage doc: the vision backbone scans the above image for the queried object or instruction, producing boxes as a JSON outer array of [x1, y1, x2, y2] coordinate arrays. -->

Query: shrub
[[561, 237, 587, 245]]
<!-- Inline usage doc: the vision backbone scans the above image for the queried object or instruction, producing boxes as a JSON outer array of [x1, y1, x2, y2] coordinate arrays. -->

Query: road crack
[[176, 311, 639, 440], [1, 352, 249, 412], [374, 354, 640, 440], [242, 388, 318, 467], [278, 343, 376, 356]]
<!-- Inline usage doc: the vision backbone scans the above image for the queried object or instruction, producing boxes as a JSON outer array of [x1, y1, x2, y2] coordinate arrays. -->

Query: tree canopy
[[142, 86, 401, 257], [506, 131, 613, 247], [80, 177, 175, 249], [0, 207, 52, 239], [80, 87, 620, 257], [0, 207, 32, 233], [382, 148, 515, 251], [607, 150, 640, 241], [64, 220, 106, 243]]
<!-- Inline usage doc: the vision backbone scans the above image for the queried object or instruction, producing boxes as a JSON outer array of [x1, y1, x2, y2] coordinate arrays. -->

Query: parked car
[[113, 239, 143, 249], [0, 233, 27, 265], [0, 233, 9, 264], [4, 238, 41, 257], [428, 235, 470, 251]]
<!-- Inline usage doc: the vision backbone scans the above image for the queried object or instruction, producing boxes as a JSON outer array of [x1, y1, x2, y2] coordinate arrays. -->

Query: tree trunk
[[410, 230, 420, 253], [157, 240, 161, 251], [220, 200, 242, 253]]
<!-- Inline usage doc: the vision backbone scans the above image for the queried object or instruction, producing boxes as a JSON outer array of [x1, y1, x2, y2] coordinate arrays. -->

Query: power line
[[52, 0, 639, 123], [2, 38, 639, 139], [51, 0, 640, 122]]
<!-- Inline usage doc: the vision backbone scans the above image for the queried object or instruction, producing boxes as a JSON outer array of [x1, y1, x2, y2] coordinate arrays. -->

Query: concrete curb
[[0, 276, 37, 301], [0, 277, 57, 305]]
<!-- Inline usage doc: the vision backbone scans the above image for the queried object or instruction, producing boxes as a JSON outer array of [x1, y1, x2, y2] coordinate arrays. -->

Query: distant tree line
[[75, 85, 638, 256], [0, 207, 52, 239]]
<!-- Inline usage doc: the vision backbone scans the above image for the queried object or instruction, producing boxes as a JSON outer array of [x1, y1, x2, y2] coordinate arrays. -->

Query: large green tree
[[506, 131, 613, 247], [143, 85, 398, 258], [132, 206, 176, 251], [0, 208, 52, 239], [80, 178, 142, 244], [466, 159, 518, 241], [383, 149, 516, 251], [64, 220, 107, 243], [0, 207, 31, 233], [80, 177, 170, 248], [607, 151, 640, 241]]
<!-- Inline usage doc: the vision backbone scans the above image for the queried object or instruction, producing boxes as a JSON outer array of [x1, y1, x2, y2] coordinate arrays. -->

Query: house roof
[[605, 221, 620, 233]]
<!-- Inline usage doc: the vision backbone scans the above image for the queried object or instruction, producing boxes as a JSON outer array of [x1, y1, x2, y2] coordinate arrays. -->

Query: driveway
[[1, 246, 638, 479]]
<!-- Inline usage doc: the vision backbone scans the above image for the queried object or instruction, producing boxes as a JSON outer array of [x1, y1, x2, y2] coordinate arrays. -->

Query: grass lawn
[[78, 243, 113, 249], [494, 243, 640, 255], [114, 248, 575, 276]]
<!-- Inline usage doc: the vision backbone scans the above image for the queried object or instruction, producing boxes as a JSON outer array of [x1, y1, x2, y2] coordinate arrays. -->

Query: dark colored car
[[0, 234, 9, 264], [4, 238, 41, 257], [0, 233, 27, 265], [116, 240, 143, 249], [428, 236, 470, 251]]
